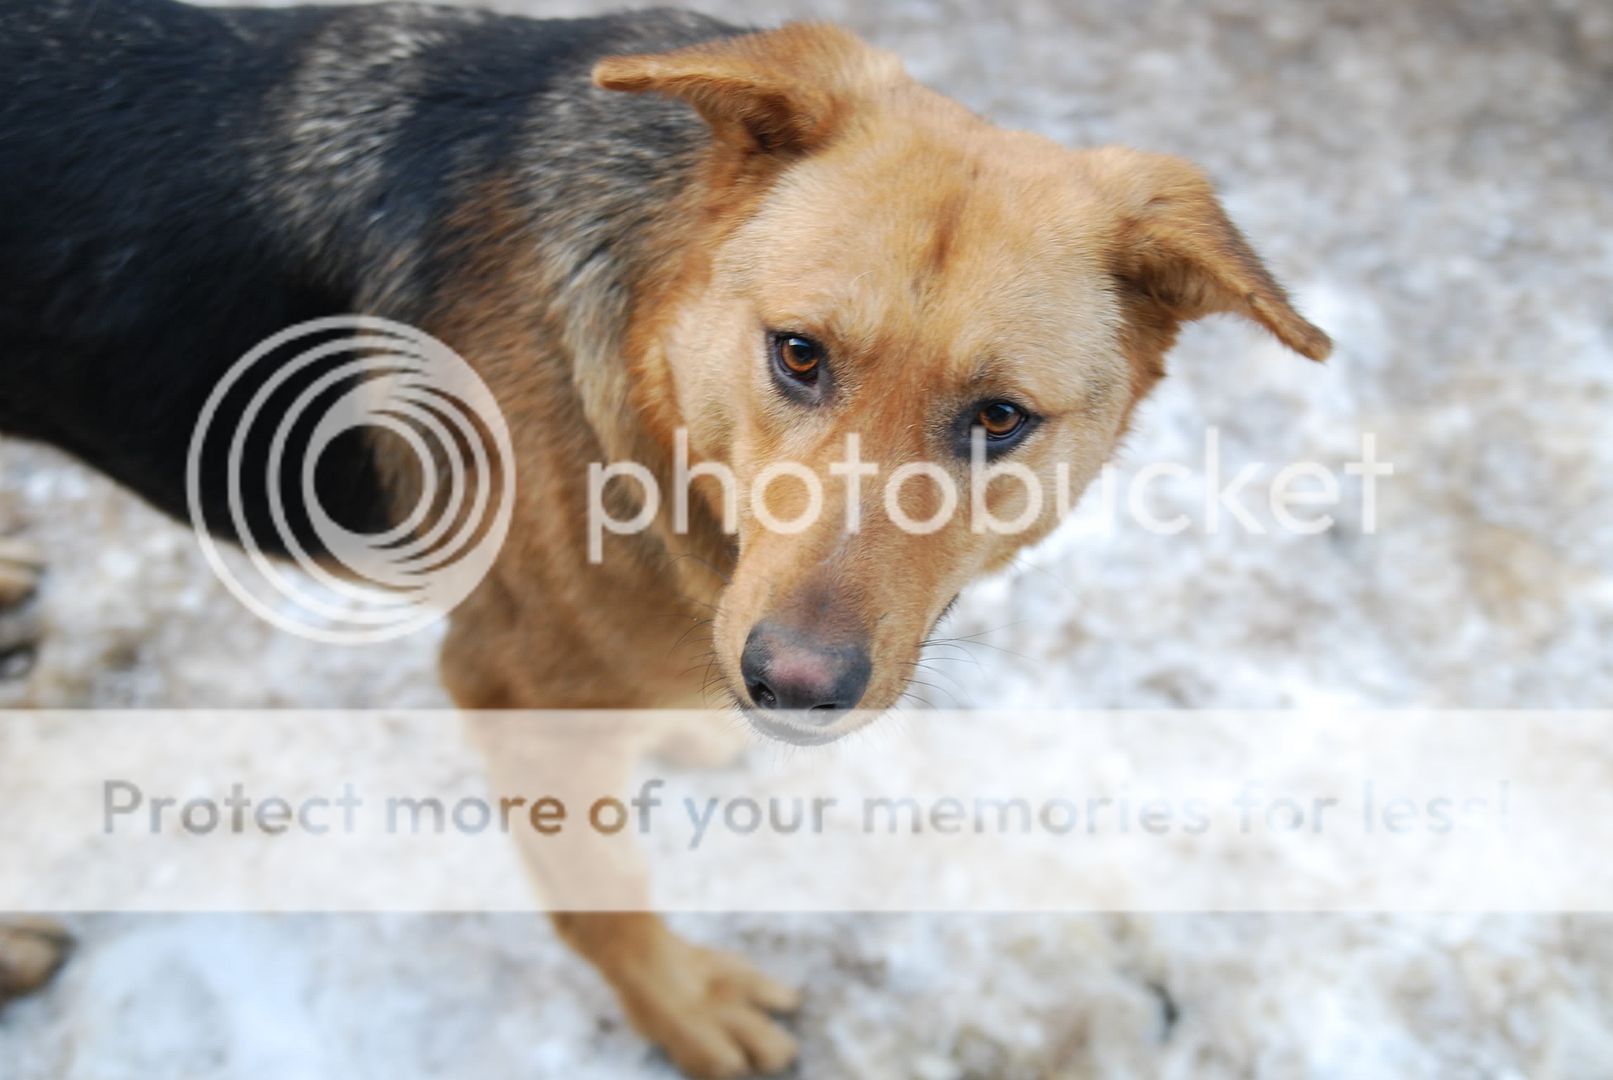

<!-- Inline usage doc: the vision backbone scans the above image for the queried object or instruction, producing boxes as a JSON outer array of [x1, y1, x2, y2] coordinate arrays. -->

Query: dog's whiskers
[[924, 621, 1034, 663], [669, 617, 715, 656]]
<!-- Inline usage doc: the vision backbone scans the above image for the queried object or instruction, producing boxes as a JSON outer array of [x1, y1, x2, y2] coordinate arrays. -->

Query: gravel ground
[[2, 0, 1611, 1076]]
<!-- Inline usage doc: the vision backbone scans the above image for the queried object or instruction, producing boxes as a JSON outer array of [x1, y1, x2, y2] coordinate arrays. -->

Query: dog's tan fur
[[0, 22, 1326, 1079]]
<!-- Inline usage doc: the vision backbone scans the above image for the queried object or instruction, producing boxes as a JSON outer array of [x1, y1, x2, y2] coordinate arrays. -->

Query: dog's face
[[597, 26, 1329, 742]]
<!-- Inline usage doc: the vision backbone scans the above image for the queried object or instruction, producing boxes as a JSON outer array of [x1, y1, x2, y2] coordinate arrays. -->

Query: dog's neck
[[382, 102, 743, 600]]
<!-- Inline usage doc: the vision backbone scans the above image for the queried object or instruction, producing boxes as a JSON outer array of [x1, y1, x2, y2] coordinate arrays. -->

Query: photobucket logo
[[587, 428, 1393, 560], [186, 317, 514, 644]]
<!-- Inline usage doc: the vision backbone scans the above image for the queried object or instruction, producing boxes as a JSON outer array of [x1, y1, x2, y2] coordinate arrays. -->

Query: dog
[[0, 1, 1329, 1074]]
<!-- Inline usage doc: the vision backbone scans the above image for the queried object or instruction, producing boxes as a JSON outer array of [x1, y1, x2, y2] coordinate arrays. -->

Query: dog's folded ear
[[593, 24, 901, 156], [1079, 147, 1331, 361]]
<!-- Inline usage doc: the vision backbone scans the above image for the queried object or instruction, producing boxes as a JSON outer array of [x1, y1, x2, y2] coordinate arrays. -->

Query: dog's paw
[[618, 936, 800, 1078], [0, 538, 43, 677], [0, 918, 71, 1001]]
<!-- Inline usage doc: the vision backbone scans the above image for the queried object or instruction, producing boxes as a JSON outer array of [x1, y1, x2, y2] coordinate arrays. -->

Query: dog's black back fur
[[0, 0, 732, 551]]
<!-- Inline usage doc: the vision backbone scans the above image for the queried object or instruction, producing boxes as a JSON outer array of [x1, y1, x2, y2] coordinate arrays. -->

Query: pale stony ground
[[2, 0, 1612, 1077]]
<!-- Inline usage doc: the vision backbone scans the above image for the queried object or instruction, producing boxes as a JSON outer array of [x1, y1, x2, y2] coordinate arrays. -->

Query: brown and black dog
[[0, 1, 1327, 1075]]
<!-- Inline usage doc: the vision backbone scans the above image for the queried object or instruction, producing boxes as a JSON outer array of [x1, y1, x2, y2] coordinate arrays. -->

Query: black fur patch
[[0, 0, 738, 555]]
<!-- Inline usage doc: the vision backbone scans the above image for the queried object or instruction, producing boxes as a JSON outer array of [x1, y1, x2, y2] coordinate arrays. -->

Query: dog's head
[[596, 25, 1329, 743]]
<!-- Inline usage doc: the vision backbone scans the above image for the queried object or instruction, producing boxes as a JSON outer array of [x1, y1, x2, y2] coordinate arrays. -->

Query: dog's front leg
[[451, 675, 798, 1079], [438, 573, 796, 1080], [551, 911, 799, 1079]]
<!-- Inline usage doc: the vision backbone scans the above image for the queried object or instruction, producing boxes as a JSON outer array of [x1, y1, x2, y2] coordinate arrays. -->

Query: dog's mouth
[[739, 706, 871, 746]]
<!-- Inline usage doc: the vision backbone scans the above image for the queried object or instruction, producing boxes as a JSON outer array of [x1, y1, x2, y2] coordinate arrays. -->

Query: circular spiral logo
[[186, 316, 514, 644]]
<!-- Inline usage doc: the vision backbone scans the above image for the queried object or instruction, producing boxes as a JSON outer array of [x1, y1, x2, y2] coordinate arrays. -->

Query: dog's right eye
[[769, 332, 825, 388]]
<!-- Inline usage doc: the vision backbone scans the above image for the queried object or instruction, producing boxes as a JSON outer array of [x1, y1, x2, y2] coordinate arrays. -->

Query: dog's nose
[[741, 623, 871, 715]]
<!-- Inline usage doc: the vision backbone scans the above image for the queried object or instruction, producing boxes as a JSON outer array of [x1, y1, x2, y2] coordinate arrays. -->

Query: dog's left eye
[[954, 399, 1037, 457], [771, 333, 823, 382], [976, 401, 1028, 440]]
